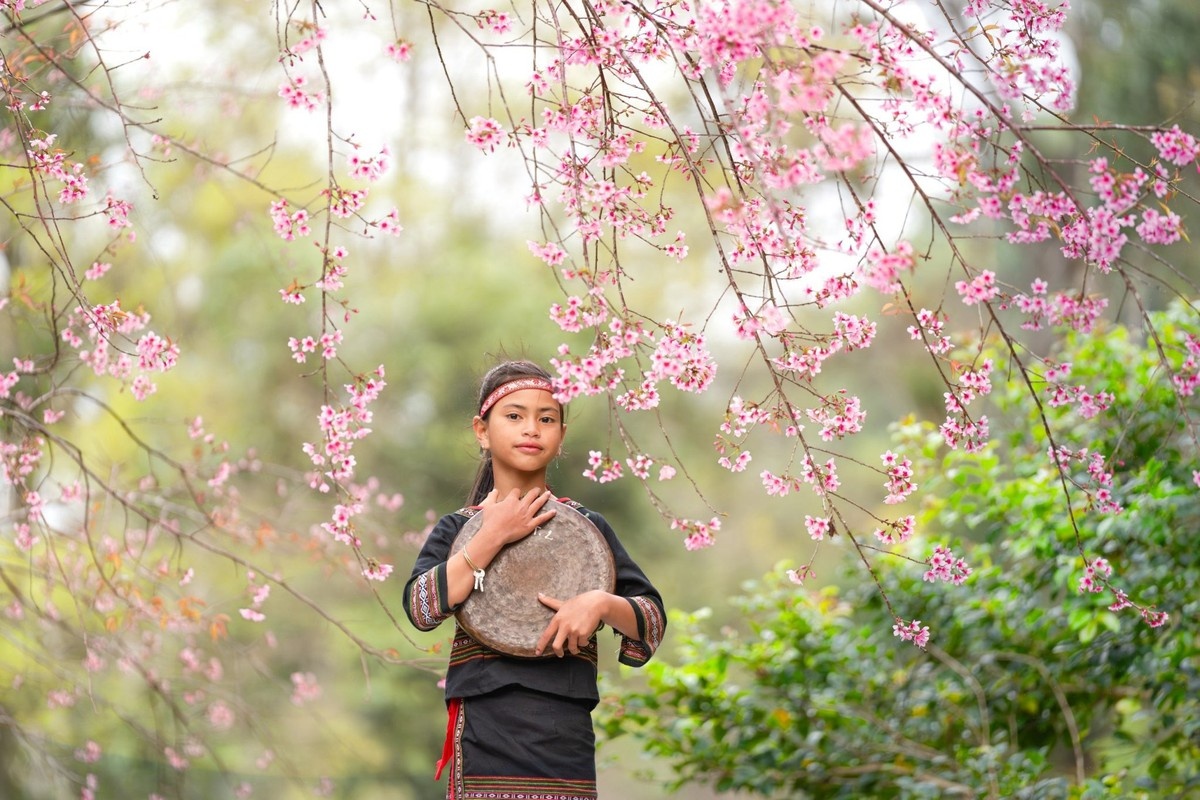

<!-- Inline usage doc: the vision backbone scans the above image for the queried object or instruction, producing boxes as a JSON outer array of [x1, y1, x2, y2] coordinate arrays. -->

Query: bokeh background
[[1, 0, 1198, 797]]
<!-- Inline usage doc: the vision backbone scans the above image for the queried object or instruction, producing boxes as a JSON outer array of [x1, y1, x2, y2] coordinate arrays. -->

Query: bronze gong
[[450, 499, 617, 658]]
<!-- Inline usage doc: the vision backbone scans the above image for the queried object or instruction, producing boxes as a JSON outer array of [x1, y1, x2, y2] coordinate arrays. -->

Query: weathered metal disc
[[450, 499, 616, 658]]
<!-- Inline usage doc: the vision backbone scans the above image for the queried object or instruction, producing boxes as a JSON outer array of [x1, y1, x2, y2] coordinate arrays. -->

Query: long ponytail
[[466, 454, 495, 507]]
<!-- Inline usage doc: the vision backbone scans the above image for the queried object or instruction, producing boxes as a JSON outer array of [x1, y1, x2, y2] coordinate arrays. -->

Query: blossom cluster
[[1089, 562, 1170, 628], [58, 301, 180, 401], [760, 470, 803, 498], [26, 135, 91, 205], [550, 289, 610, 333], [806, 393, 865, 441], [1012, 279, 1110, 334], [552, 316, 716, 406], [872, 515, 916, 547], [1077, 556, 1112, 594], [939, 356, 993, 454], [955, 270, 999, 306], [671, 516, 722, 551], [860, 241, 915, 295], [0, 435, 44, 487], [303, 366, 388, 505], [278, 75, 323, 111], [1049, 445, 1123, 515], [1171, 332, 1200, 397], [923, 544, 972, 586], [583, 450, 624, 483], [465, 116, 508, 152], [1041, 362, 1114, 420], [892, 618, 931, 649], [271, 199, 312, 241], [720, 396, 773, 438], [803, 515, 831, 541], [239, 573, 271, 623], [881, 450, 917, 505], [798, 454, 840, 497]]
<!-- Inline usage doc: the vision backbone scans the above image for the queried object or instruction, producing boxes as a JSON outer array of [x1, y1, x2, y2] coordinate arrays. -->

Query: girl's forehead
[[495, 387, 561, 411]]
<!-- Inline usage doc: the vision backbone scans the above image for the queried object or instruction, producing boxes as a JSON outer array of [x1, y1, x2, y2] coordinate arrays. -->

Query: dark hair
[[466, 360, 563, 506]]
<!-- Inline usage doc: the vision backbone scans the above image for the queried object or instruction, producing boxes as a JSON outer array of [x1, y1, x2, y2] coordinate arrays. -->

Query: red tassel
[[435, 697, 462, 784]]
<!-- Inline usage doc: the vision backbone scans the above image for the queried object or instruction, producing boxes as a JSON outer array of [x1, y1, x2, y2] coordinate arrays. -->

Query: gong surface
[[450, 499, 616, 658]]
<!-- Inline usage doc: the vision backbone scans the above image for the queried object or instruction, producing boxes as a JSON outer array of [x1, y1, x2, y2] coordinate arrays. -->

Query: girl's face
[[473, 388, 566, 479]]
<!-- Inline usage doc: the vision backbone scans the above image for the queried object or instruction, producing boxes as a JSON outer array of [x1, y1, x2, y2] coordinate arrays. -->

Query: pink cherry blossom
[[860, 240, 914, 294], [955, 270, 999, 306], [1136, 208, 1183, 246], [270, 199, 312, 240], [804, 515, 831, 541], [881, 450, 917, 504], [1151, 125, 1200, 166], [1141, 608, 1170, 628], [386, 40, 413, 62], [923, 544, 972, 585], [807, 393, 865, 441], [583, 450, 624, 483], [760, 470, 799, 497], [626, 454, 654, 480], [362, 559, 394, 581], [104, 194, 133, 229], [466, 116, 508, 153], [528, 240, 567, 267], [873, 515, 916, 546], [84, 261, 111, 281], [672, 516, 721, 551], [207, 702, 235, 730], [75, 741, 102, 764], [717, 450, 752, 472], [278, 76, 323, 111], [892, 618, 931, 649], [290, 672, 322, 706], [1078, 556, 1113, 594]]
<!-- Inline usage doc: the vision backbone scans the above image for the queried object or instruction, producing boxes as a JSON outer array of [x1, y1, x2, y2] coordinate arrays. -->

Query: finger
[[529, 488, 553, 511], [534, 618, 558, 657], [517, 488, 541, 511], [532, 508, 557, 527], [538, 593, 562, 610]]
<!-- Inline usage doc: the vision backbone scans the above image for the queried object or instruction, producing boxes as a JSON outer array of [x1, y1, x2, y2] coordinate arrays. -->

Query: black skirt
[[440, 686, 598, 800]]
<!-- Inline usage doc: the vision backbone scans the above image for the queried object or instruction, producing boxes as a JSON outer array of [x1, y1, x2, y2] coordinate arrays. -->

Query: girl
[[403, 359, 666, 800]]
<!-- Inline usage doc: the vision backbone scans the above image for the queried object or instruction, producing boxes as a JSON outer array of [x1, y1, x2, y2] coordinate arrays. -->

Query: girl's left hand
[[534, 591, 606, 657]]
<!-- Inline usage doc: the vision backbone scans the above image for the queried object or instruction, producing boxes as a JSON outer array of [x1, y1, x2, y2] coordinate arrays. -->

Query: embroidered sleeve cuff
[[617, 595, 666, 667], [408, 564, 455, 631]]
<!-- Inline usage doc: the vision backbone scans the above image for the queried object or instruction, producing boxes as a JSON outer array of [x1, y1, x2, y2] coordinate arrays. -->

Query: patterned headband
[[479, 377, 556, 417]]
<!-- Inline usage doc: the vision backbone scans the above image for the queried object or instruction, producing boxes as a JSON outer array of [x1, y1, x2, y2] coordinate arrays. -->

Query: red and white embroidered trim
[[479, 377, 555, 417]]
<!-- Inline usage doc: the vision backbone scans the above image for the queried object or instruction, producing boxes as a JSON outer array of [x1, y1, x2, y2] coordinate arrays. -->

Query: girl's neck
[[492, 471, 549, 498]]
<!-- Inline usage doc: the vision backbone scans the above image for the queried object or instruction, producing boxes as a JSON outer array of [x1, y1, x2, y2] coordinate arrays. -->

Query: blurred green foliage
[[601, 300, 1199, 798]]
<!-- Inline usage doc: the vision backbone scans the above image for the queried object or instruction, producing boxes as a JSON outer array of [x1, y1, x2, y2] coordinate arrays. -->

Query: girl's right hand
[[479, 488, 556, 545]]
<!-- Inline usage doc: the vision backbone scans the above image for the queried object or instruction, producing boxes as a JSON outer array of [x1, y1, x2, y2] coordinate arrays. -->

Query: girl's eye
[[506, 413, 521, 421]]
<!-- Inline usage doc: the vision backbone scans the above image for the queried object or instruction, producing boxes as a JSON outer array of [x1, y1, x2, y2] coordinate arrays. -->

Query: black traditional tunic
[[403, 500, 666, 800]]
